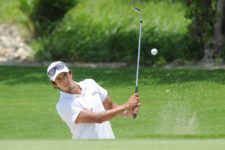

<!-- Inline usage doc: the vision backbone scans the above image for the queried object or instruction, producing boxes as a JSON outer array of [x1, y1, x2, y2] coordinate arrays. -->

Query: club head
[[133, 7, 141, 13], [133, 7, 142, 21]]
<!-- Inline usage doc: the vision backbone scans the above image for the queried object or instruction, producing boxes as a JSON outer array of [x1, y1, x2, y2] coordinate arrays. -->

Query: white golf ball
[[151, 48, 158, 55]]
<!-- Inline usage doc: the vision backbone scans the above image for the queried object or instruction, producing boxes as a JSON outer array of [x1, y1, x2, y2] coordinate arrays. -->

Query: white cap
[[47, 61, 69, 81]]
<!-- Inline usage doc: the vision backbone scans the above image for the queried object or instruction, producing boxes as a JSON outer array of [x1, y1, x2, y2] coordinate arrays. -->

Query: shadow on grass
[[135, 133, 225, 139], [76, 67, 225, 86], [1, 65, 225, 86], [0, 65, 48, 85], [139, 68, 225, 85]]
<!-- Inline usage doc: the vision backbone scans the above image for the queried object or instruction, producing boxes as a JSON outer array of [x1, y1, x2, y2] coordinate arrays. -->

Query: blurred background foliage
[[0, 0, 223, 65]]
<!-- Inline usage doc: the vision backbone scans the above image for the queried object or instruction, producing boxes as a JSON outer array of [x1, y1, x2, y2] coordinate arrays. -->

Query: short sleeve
[[56, 102, 82, 124], [71, 106, 82, 124]]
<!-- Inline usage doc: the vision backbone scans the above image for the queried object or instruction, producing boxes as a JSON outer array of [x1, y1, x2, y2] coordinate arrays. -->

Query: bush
[[35, 0, 190, 65]]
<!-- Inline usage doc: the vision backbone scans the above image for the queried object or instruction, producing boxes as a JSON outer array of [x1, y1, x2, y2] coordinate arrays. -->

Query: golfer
[[47, 61, 141, 140]]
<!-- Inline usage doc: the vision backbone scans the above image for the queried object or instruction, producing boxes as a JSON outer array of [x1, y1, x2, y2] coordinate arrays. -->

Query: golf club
[[133, 7, 142, 119]]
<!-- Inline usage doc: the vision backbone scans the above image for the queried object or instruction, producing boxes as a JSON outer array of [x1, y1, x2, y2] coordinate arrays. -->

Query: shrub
[[35, 0, 190, 65]]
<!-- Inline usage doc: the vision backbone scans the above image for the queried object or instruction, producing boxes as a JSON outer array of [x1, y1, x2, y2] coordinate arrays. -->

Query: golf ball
[[151, 48, 158, 55]]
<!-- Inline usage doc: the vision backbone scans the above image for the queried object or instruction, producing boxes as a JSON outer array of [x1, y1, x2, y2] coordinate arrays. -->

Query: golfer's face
[[54, 72, 73, 91]]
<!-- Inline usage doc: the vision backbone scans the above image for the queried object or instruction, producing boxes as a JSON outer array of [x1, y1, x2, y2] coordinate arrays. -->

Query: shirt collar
[[60, 81, 85, 97]]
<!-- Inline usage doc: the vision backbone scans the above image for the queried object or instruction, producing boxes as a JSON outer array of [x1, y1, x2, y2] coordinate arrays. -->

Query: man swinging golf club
[[47, 61, 141, 140]]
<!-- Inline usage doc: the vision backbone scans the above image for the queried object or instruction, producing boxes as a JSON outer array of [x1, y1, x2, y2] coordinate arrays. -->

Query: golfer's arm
[[103, 96, 128, 117], [75, 102, 131, 124], [103, 96, 119, 110]]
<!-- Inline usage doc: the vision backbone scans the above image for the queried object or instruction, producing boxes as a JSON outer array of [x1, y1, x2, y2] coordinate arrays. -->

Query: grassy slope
[[0, 66, 225, 139]]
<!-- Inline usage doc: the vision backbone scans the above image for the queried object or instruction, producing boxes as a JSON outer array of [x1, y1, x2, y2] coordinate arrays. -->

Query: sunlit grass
[[1, 139, 225, 150], [1, 65, 225, 140]]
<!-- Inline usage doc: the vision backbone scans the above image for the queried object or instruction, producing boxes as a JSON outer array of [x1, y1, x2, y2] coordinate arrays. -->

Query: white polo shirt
[[56, 79, 115, 139]]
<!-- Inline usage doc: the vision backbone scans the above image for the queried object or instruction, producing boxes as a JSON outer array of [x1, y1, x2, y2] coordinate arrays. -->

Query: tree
[[186, 0, 225, 65], [209, 0, 225, 61]]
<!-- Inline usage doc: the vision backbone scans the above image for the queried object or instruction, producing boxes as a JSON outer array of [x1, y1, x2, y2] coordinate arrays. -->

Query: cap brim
[[50, 67, 69, 81]]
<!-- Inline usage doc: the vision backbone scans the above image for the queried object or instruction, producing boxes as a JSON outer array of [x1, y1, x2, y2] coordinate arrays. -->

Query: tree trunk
[[200, 0, 214, 65], [211, 0, 225, 57], [202, 0, 225, 65]]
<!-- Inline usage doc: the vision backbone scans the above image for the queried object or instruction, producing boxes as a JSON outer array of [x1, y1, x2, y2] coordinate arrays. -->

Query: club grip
[[133, 86, 138, 119], [135, 86, 138, 93], [133, 113, 137, 119]]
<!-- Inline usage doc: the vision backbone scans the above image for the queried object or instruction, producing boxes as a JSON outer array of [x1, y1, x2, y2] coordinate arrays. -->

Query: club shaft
[[135, 17, 142, 92], [133, 16, 142, 119]]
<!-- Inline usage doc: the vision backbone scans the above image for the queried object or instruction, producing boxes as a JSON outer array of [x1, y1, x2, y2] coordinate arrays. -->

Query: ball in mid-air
[[151, 48, 158, 55]]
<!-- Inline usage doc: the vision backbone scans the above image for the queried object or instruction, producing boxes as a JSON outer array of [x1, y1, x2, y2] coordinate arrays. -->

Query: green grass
[[1, 65, 225, 140], [1, 139, 225, 150]]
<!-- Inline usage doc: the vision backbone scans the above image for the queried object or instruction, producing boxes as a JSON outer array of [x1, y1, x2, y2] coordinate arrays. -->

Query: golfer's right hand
[[132, 101, 141, 116], [127, 93, 140, 109]]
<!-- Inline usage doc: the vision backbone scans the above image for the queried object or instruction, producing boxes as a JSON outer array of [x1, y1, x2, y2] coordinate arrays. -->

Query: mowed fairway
[[1, 65, 225, 149], [1, 139, 225, 150]]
